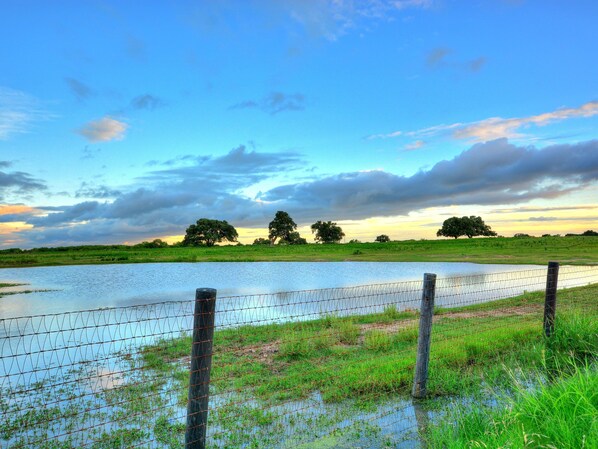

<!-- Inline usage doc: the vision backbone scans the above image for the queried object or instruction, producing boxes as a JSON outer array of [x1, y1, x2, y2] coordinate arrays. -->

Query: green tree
[[437, 216, 497, 239], [268, 211, 297, 244], [375, 234, 391, 243], [311, 220, 345, 243], [284, 231, 307, 245], [252, 237, 271, 245], [182, 218, 238, 247]]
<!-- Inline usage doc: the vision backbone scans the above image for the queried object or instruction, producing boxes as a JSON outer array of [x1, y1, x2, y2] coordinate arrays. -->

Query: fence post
[[412, 273, 436, 399], [186, 288, 217, 449], [543, 262, 559, 338]]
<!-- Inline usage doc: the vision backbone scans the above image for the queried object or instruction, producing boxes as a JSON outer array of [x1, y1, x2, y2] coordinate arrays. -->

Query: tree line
[[181, 211, 347, 247], [168, 213, 593, 247]]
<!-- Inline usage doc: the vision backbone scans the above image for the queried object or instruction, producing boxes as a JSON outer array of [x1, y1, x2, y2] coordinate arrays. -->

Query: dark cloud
[[14, 146, 304, 245], [262, 139, 598, 221], [490, 205, 598, 214], [64, 77, 94, 101], [131, 94, 166, 110], [75, 183, 121, 199], [230, 92, 306, 115], [0, 165, 46, 200], [9, 139, 598, 248]]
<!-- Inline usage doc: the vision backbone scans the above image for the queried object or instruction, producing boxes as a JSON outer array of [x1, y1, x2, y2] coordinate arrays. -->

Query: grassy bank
[[136, 283, 597, 448], [426, 366, 597, 449], [1, 235, 598, 268]]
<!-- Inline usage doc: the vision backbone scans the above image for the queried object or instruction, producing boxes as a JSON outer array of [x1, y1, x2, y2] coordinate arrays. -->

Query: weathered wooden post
[[186, 288, 217, 449], [543, 262, 559, 338], [412, 273, 436, 399]]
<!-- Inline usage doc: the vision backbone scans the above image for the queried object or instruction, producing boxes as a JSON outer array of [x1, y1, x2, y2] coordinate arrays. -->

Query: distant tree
[[348, 239, 361, 244], [135, 239, 168, 248], [375, 234, 391, 243], [514, 233, 532, 238], [268, 211, 297, 244], [311, 220, 345, 243], [542, 234, 552, 238], [284, 231, 307, 245], [253, 237, 271, 245], [182, 218, 238, 247], [581, 230, 598, 236], [437, 216, 497, 239]]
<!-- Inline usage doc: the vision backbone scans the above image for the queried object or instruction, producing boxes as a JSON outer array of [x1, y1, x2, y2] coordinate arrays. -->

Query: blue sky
[[1, 0, 597, 247]]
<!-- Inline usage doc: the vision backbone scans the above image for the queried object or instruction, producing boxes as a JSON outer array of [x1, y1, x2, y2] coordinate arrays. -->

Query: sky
[[1, 0, 597, 248]]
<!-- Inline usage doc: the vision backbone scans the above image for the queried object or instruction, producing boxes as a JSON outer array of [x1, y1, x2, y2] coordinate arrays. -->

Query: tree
[[311, 220, 345, 243], [135, 238, 168, 248], [252, 237, 271, 245], [268, 211, 297, 244], [182, 218, 238, 247], [375, 234, 391, 243], [284, 231, 307, 245], [436, 216, 497, 239]]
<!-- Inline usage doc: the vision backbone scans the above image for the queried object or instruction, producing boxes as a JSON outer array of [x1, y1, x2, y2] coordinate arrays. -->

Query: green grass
[[2, 283, 595, 449], [1, 235, 598, 267], [141, 282, 597, 406], [427, 368, 597, 449], [425, 307, 598, 449]]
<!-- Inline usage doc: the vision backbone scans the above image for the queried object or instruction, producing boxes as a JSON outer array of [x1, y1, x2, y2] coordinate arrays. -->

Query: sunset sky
[[1, 0, 597, 248]]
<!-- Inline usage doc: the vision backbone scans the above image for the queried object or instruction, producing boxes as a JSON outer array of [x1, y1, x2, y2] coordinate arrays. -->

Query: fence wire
[[1, 265, 597, 448]]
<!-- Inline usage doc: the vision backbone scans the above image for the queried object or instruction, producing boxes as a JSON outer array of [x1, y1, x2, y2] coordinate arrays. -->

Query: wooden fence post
[[186, 288, 217, 449], [543, 262, 559, 338], [412, 273, 436, 399]]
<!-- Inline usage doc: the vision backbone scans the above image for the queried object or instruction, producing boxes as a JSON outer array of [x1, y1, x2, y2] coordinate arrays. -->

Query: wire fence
[[1, 264, 597, 448]]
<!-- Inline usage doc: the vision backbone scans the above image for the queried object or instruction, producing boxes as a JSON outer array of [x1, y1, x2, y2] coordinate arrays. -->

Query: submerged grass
[[425, 309, 598, 449]]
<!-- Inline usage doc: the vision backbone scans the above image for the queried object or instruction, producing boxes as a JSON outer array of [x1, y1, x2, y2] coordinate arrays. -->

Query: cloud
[[131, 94, 166, 110], [125, 34, 146, 61], [9, 145, 304, 246], [8, 139, 598, 248], [78, 117, 128, 142], [454, 101, 598, 141], [230, 92, 306, 115], [75, 183, 122, 199], [64, 78, 94, 101], [426, 47, 486, 72], [371, 101, 598, 142], [403, 140, 425, 151], [468, 57, 487, 72], [262, 139, 598, 220], [426, 47, 451, 67], [490, 205, 598, 214], [0, 87, 50, 140], [0, 163, 47, 201]]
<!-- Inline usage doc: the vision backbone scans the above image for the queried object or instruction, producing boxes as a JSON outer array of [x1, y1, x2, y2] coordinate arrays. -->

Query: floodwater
[[0, 261, 548, 318]]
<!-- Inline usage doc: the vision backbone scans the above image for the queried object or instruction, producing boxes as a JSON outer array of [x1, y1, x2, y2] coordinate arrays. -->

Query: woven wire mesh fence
[[1, 264, 597, 448]]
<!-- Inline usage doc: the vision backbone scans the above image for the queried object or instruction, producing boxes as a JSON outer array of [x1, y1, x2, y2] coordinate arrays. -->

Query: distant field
[[0, 236, 597, 268]]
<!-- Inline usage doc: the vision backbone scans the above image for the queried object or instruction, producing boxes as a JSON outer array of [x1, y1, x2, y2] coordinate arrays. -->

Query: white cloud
[[78, 117, 128, 142], [0, 87, 50, 140], [403, 140, 425, 151], [370, 101, 598, 142]]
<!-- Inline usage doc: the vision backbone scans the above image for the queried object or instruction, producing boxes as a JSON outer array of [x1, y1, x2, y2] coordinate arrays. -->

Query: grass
[[2, 282, 595, 448], [424, 304, 598, 449], [1, 235, 598, 267], [141, 282, 597, 406]]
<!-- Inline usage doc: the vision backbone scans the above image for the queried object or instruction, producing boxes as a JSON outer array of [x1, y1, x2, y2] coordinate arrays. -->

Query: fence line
[[1, 264, 597, 448]]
